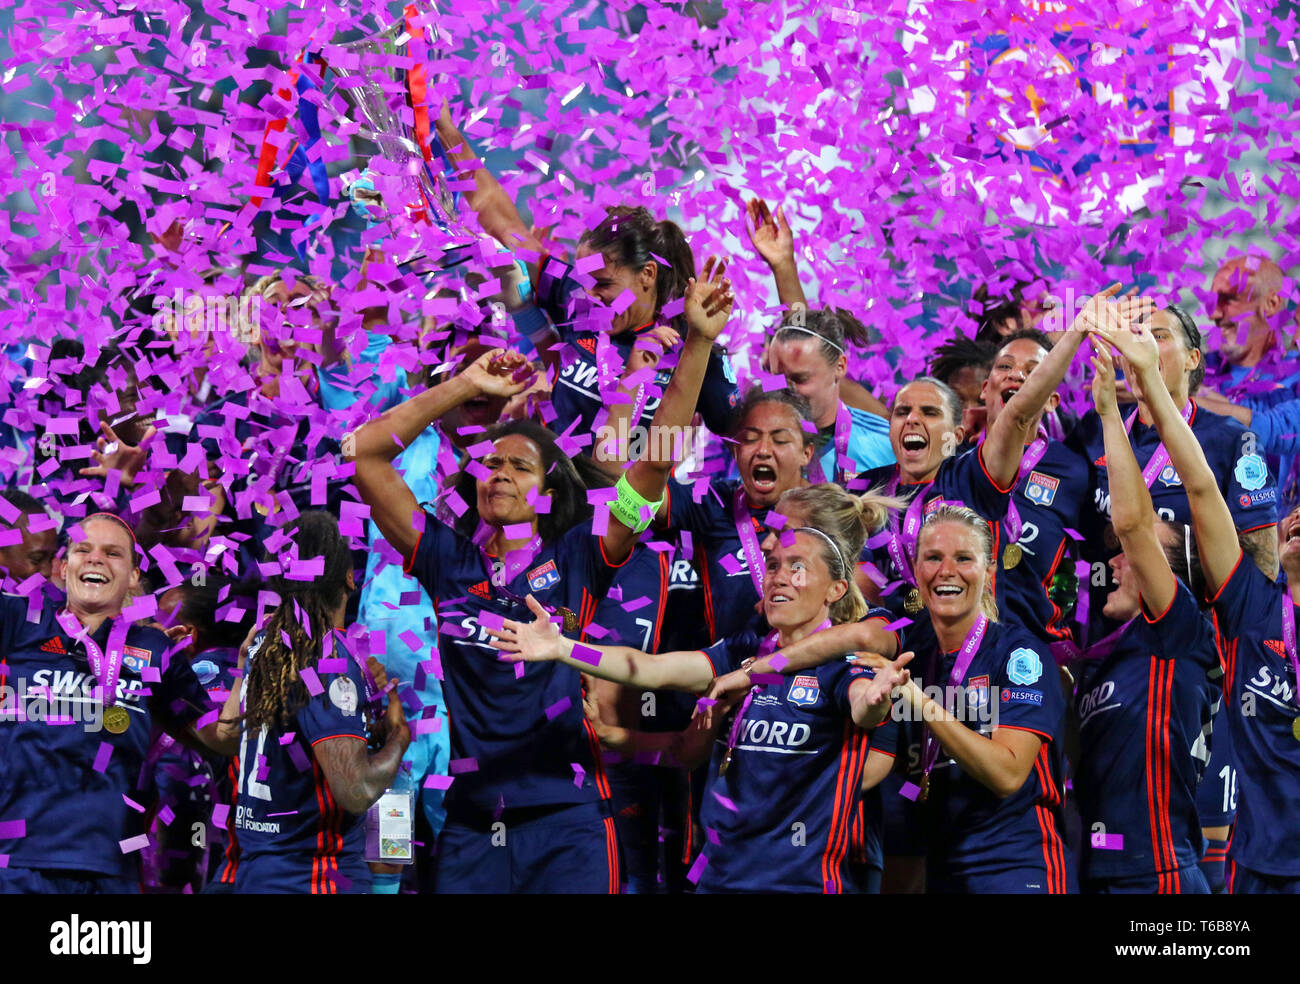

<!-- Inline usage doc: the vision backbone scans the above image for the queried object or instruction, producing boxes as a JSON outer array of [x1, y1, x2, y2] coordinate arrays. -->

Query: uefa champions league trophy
[[332, 6, 473, 271]]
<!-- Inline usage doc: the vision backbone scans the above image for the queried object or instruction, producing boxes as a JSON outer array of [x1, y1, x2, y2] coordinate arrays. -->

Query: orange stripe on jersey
[[1032, 751, 1066, 892], [603, 815, 621, 894], [652, 552, 669, 652], [1040, 539, 1069, 639], [220, 757, 241, 884], [698, 548, 718, 643], [822, 723, 867, 894], [581, 716, 613, 800]]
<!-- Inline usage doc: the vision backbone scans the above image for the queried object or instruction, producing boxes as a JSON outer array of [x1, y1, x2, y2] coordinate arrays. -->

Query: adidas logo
[[469, 581, 492, 600], [1263, 639, 1286, 657], [575, 337, 597, 354], [40, 637, 67, 654], [1094, 455, 1106, 467]]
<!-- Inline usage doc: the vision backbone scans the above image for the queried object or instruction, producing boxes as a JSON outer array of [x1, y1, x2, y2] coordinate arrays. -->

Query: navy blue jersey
[[405, 515, 625, 813], [900, 620, 1071, 889], [1073, 583, 1221, 882], [1195, 700, 1237, 828], [696, 630, 880, 893], [1068, 401, 1278, 640], [536, 254, 739, 439], [1069, 401, 1277, 534], [997, 440, 1092, 645], [232, 635, 372, 894], [0, 596, 213, 877], [664, 477, 771, 644], [850, 712, 898, 876], [1208, 554, 1300, 877], [659, 542, 711, 653], [859, 446, 1014, 622]]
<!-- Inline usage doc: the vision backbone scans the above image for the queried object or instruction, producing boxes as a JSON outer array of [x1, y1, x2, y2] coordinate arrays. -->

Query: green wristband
[[610, 474, 664, 534]]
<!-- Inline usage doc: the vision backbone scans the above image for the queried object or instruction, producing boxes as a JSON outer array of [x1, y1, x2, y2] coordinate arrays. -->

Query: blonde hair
[[776, 483, 905, 624], [917, 503, 999, 621]]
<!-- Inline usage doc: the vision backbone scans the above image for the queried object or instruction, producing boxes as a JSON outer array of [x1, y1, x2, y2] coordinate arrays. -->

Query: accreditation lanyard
[[1283, 597, 1298, 712], [885, 472, 931, 586], [1123, 401, 1195, 490], [732, 488, 767, 599], [920, 614, 989, 787], [1003, 427, 1050, 544], [806, 402, 852, 485], [55, 610, 130, 707]]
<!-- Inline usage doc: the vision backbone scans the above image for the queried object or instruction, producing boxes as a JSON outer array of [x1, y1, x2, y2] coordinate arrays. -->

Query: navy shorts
[[928, 865, 1074, 894], [1082, 866, 1210, 894], [0, 867, 139, 894], [1229, 863, 1300, 894], [609, 763, 686, 895], [234, 855, 372, 894], [429, 800, 620, 894]]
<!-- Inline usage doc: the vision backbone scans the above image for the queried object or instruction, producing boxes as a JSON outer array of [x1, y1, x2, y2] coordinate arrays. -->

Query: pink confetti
[[449, 758, 479, 775], [424, 774, 455, 790], [118, 835, 150, 854], [545, 697, 572, 720], [299, 667, 324, 696], [91, 743, 113, 773], [898, 781, 921, 802]]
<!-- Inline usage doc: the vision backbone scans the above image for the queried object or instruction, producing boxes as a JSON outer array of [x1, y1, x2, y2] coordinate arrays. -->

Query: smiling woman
[[0, 513, 244, 895], [486, 485, 911, 893], [885, 504, 1074, 894]]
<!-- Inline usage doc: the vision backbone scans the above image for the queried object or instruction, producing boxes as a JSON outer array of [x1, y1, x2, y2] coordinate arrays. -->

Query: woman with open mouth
[[1063, 336, 1221, 894], [1094, 318, 1300, 895], [858, 287, 1127, 628], [0, 512, 243, 894], [487, 487, 912, 893], [347, 264, 733, 894], [878, 502, 1072, 893]]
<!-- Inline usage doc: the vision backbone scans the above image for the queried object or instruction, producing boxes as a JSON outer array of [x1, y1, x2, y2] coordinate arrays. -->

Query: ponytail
[[580, 206, 696, 331], [774, 308, 868, 366]]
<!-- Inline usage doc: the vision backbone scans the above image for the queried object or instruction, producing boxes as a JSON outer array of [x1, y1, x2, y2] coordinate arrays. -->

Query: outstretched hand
[[486, 594, 568, 663], [849, 650, 914, 707], [745, 198, 796, 269], [683, 255, 734, 342], [79, 420, 156, 488], [693, 665, 753, 731]]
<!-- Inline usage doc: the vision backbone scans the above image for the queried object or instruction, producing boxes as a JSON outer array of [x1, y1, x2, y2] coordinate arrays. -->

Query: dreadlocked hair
[[243, 512, 353, 731]]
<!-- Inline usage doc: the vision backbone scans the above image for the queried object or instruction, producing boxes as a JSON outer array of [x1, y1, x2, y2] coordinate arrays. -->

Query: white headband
[[777, 324, 845, 355], [791, 526, 849, 579]]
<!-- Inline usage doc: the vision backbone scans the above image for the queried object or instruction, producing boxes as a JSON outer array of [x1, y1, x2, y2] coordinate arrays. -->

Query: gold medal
[[904, 588, 923, 615], [918, 773, 930, 802], [719, 748, 733, 777], [1292, 716, 1300, 742], [1003, 543, 1023, 570], [102, 705, 130, 735], [555, 607, 579, 634]]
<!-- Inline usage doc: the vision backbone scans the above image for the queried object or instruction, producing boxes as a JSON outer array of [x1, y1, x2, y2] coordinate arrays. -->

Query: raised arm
[[896, 676, 1044, 797], [745, 197, 807, 310], [344, 349, 534, 562], [1097, 319, 1241, 595], [599, 259, 733, 563], [434, 103, 544, 281], [981, 284, 1152, 489], [312, 690, 412, 815], [489, 594, 717, 692], [1089, 336, 1176, 615]]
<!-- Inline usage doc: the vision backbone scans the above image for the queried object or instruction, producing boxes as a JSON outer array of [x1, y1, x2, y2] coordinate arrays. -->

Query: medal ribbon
[[885, 471, 931, 587], [920, 614, 989, 784], [1003, 426, 1050, 544], [806, 401, 852, 484], [1048, 617, 1135, 665], [1123, 401, 1195, 491], [56, 610, 130, 708], [732, 488, 767, 599], [1283, 595, 1298, 712]]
